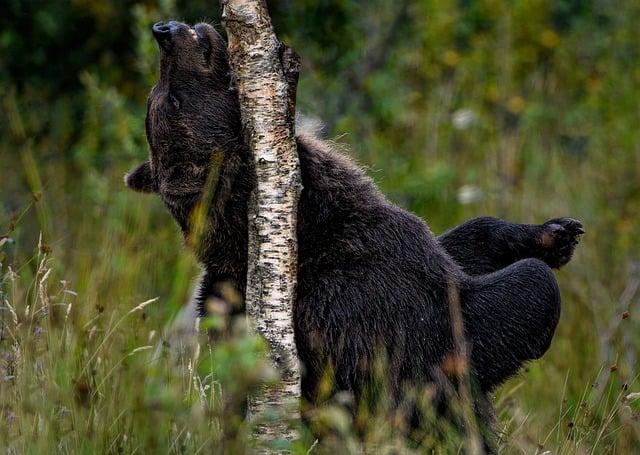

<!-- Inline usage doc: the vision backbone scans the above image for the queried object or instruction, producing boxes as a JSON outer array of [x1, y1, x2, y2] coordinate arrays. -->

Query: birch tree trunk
[[221, 0, 302, 445]]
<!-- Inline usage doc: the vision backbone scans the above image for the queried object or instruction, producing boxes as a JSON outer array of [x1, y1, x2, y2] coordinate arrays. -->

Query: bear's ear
[[124, 161, 158, 193]]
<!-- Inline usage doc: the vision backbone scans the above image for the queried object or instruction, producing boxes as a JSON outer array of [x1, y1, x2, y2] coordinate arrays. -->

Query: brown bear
[[126, 20, 583, 449]]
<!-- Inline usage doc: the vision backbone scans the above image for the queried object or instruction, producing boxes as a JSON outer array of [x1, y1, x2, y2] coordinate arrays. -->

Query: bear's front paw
[[537, 218, 584, 268]]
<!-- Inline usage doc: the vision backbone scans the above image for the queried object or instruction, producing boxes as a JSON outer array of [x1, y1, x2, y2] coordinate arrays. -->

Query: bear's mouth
[[152, 21, 214, 57], [152, 21, 203, 49]]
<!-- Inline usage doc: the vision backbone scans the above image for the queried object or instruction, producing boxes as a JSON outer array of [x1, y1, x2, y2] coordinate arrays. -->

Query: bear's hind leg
[[460, 258, 561, 392], [438, 217, 583, 275]]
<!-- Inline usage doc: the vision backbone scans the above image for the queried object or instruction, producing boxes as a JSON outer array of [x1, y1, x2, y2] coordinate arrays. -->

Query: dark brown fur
[[126, 21, 583, 448]]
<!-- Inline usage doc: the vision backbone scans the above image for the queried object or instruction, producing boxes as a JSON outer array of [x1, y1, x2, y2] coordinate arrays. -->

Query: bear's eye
[[168, 93, 180, 110]]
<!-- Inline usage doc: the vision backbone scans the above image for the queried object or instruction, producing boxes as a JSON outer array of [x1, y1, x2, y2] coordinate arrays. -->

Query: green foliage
[[2, 0, 640, 452]]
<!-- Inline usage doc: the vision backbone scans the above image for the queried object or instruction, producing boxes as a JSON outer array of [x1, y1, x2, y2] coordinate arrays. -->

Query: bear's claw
[[537, 217, 584, 269]]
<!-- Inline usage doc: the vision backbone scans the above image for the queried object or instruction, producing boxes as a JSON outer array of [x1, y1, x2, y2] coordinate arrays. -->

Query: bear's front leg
[[438, 216, 584, 275]]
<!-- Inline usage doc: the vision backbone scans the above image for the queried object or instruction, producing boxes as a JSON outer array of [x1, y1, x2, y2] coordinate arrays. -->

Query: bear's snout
[[152, 21, 193, 51]]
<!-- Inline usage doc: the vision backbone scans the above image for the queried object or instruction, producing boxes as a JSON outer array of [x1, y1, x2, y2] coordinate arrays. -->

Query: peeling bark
[[221, 0, 301, 445]]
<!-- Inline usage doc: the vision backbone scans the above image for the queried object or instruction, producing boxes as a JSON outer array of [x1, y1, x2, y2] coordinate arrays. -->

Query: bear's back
[[294, 133, 461, 397]]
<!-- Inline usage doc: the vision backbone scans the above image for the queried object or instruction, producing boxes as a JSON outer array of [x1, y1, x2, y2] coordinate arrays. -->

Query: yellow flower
[[443, 49, 461, 67], [541, 29, 560, 48], [507, 96, 526, 114]]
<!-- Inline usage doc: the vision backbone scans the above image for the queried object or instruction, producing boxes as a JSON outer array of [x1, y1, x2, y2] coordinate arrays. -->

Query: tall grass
[[1, 228, 639, 453]]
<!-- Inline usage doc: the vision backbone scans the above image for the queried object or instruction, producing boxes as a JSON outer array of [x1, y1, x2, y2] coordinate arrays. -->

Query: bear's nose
[[152, 21, 180, 49]]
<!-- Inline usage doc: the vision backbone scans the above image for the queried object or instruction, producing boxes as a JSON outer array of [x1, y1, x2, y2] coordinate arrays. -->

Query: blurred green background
[[1, 0, 639, 453]]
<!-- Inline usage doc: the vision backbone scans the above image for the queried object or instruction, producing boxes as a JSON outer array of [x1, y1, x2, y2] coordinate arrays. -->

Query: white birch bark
[[221, 0, 302, 445]]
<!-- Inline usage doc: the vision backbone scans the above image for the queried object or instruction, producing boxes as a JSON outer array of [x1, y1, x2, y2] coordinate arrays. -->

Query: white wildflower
[[452, 108, 476, 130], [457, 184, 484, 204]]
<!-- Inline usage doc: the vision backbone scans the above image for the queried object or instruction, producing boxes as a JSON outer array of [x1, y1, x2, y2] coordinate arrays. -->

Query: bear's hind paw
[[537, 217, 584, 269]]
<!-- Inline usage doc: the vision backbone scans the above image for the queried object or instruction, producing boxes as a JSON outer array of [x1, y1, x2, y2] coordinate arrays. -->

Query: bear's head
[[125, 21, 242, 233]]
